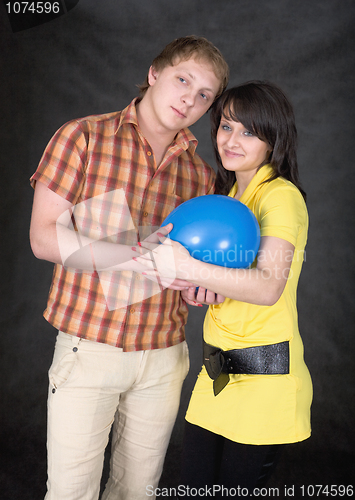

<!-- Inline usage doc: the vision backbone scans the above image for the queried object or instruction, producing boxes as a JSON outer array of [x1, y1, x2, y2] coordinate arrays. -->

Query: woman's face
[[216, 114, 271, 181]]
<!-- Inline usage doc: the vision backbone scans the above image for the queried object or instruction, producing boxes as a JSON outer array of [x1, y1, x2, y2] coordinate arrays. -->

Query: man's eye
[[200, 93, 207, 100], [179, 77, 186, 83]]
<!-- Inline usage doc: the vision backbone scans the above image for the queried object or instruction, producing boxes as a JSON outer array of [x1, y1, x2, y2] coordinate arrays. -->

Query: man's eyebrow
[[200, 86, 215, 93], [181, 70, 215, 92]]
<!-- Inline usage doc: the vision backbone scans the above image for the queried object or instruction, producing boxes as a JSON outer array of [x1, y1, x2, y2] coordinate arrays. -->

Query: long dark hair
[[211, 81, 306, 200]]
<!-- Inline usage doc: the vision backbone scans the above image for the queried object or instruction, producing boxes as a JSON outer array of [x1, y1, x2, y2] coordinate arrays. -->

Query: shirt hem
[[185, 414, 311, 445]]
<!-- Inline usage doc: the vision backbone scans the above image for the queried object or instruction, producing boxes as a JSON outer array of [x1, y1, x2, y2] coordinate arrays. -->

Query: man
[[30, 35, 229, 499]]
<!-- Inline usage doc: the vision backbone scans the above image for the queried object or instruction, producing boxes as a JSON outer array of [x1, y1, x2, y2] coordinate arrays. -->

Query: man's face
[[146, 58, 221, 134]]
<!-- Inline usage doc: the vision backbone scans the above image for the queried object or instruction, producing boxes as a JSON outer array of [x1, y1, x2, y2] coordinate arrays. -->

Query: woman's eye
[[179, 77, 186, 83], [200, 93, 207, 100], [243, 130, 254, 136], [221, 124, 231, 131]]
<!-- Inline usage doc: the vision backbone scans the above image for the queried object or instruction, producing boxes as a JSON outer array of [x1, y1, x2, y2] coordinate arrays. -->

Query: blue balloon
[[162, 195, 260, 269]]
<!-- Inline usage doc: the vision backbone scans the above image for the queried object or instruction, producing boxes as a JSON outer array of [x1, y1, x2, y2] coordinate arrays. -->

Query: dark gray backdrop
[[1, 1, 354, 498]]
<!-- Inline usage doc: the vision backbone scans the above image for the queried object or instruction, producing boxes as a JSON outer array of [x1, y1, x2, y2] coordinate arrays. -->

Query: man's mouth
[[171, 107, 187, 118]]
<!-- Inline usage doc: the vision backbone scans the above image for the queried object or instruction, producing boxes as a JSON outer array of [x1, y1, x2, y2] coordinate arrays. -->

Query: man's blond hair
[[138, 35, 229, 100]]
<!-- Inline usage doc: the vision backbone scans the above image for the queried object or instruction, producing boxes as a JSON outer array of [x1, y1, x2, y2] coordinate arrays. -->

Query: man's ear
[[148, 66, 158, 87]]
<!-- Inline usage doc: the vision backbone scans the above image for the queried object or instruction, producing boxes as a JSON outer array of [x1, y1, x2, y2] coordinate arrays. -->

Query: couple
[[30, 35, 312, 499]]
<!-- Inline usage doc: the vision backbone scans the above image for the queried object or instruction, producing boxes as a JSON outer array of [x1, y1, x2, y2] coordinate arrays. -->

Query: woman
[[137, 81, 312, 496]]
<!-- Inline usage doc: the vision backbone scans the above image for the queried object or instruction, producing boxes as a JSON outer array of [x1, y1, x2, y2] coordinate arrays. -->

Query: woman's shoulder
[[254, 176, 308, 232], [258, 176, 306, 208]]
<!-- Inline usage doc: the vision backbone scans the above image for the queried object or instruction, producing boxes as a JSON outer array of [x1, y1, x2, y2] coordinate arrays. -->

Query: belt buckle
[[203, 346, 230, 396]]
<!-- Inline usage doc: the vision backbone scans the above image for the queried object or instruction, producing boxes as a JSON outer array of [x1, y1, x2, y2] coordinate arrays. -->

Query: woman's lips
[[224, 149, 243, 158]]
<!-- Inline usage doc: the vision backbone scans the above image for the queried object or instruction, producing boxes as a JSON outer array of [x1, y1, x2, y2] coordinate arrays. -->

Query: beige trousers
[[45, 332, 189, 500]]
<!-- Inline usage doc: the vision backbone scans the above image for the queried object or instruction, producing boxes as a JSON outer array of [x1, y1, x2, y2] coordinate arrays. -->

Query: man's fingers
[[195, 287, 207, 303]]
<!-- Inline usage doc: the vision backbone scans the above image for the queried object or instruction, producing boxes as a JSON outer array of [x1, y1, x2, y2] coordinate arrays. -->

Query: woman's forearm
[[180, 257, 286, 306]]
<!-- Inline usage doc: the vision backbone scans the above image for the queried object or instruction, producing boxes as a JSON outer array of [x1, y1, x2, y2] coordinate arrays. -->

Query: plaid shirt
[[31, 98, 215, 351]]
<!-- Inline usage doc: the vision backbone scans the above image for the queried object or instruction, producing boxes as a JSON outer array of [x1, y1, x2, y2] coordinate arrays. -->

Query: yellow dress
[[186, 165, 312, 445]]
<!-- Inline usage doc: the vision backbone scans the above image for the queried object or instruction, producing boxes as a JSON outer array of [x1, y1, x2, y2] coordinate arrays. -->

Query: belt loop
[[71, 335, 81, 351]]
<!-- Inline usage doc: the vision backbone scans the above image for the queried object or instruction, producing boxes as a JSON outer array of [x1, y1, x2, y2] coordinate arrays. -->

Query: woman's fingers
[[132, 242, 157, 255], [141, 223, 173, 244], [133, 252, 155, 269]]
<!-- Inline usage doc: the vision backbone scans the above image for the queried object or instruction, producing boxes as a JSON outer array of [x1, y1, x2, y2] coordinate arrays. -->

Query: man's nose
[[181, 91, 194, 106]]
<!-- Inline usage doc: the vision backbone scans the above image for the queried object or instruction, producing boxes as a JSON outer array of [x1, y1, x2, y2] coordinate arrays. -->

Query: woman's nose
[[227, 132, 240, 148]]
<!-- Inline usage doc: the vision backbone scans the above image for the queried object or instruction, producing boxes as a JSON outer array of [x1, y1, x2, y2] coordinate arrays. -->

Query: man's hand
[[181, 287, 225, 306], [142, 272, 194, 291]]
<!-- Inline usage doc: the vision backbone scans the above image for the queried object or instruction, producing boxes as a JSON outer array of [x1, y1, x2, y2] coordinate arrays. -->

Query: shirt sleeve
[[30, 119, 89, 204], [206, 172, 216, 195], [258, 181, 308, 247]]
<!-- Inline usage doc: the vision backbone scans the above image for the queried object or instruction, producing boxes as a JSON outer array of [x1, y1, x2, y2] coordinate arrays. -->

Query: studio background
[[0, 1, 354, 498]]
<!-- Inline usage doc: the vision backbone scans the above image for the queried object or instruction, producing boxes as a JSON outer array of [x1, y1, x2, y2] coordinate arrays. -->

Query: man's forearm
[[32, 222, 145, 273]]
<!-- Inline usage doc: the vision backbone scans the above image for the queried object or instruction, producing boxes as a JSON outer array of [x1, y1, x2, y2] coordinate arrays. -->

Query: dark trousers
[[180, 422, 282, 498]]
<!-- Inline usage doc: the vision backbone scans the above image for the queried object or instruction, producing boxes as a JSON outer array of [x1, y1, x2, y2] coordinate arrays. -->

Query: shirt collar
[[115, 97, 198, 155], [229, 164, 274, 201]]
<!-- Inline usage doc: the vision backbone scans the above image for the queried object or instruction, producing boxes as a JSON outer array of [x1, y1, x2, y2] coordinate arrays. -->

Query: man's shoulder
[[68, 98, 137, 135], [52, 110, 126, 144], [73, 110, 123, 128], [53, 110, 122, 136]]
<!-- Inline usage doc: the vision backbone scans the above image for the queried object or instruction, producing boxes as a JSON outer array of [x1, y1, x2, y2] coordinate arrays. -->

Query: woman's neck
[[234, 173, 254, 200]]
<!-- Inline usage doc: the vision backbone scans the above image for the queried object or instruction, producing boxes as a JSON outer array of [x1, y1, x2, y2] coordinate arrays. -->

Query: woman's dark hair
[[211, 81, 306, 200]]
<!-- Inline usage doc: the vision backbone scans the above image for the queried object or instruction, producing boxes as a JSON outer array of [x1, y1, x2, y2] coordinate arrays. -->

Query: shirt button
[[130, 308, 135, 313], [147, 151, 152, 156], [143, 211, 148, 217]]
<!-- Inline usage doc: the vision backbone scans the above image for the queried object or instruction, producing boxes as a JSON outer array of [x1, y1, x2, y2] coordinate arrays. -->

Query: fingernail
[[137, 242, 142, 247], [157, 232, 164, 237], [198, 304, 203, 307], [132, 257, 137, 261], [142, 272, 146, 275], [132, 247, 136, 251]]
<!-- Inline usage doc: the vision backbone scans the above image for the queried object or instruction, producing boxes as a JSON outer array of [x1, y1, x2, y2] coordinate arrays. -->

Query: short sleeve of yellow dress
[[185, 165, 313, 445]]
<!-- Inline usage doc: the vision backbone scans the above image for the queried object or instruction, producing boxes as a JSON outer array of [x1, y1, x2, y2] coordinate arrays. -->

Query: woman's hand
[[135, 226, 229, 297], [136, 224, 295, 306], [134, 224, 194, 290], [135, 224, 191, 279]]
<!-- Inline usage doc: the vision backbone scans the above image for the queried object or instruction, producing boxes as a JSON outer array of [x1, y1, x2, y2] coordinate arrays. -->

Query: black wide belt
[[203, 340, 289, 396]]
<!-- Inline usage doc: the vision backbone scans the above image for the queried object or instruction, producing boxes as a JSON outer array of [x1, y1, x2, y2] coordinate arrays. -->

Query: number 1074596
[[5, 2, 61, 14]]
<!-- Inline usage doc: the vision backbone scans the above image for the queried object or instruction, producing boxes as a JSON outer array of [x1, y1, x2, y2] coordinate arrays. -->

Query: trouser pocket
[[49, 334, 79, 390]]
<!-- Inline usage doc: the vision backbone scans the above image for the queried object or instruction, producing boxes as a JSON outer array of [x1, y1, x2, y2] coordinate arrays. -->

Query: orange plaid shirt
[[30, 98, 215, 351]]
